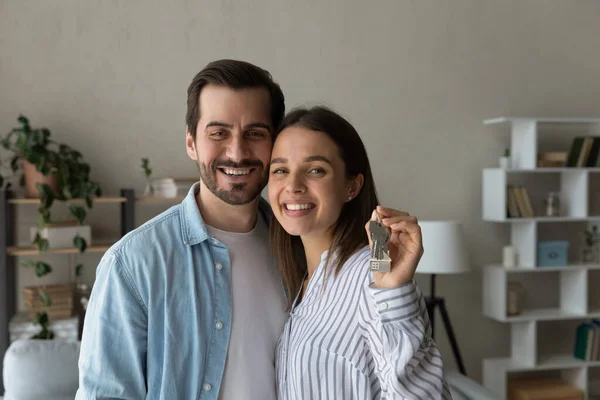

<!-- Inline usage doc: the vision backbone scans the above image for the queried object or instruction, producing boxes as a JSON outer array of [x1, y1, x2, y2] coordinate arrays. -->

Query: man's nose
[[226, 135, 250, 161]]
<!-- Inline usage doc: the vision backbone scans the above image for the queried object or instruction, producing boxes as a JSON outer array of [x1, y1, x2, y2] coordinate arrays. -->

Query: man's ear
[[186, 127, 198, 161], [347, 173, 364, 201]]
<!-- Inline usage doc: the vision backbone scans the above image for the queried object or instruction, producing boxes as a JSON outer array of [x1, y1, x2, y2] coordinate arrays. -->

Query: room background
[[1, 0, 600, 384]]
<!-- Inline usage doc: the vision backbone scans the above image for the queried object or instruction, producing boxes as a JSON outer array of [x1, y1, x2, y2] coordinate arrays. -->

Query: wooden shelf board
[[8, 197, 126, 205], [485, 354, 600, 372], [8, 243, 114, 256], [135, 196, 185, 203]]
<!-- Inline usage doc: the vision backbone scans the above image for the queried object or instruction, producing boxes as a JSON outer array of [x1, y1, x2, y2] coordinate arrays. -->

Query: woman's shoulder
[[337, 245, 372, 283]]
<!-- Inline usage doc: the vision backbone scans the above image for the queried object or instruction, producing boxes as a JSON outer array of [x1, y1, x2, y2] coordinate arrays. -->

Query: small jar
[[507, 282, 526, 316], [545, 192, 561, 217]]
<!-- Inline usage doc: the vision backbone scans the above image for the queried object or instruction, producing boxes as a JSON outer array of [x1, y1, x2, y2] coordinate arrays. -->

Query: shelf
[[484, 117, 600, 125], [485, 216, 600, 223], [7, 243, 114, 256], [135, 196, 185, 203], [488, 308, 600, 323], [8, 197, 126, 205], [489, 168, 600, 173], [485, 354, 600, 372], [488, 264, 600, 273]]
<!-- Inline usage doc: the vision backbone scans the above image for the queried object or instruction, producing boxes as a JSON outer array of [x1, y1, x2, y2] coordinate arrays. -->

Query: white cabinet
[[481, 117, 600, 399]]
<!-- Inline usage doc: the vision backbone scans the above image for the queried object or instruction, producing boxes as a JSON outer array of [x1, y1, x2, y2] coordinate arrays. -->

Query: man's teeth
[[285, 204, 313, 211], [223, 169, 251, 176]]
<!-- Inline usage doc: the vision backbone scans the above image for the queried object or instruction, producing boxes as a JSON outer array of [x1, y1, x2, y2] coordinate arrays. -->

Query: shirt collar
[[180, 182, 209, 245], [179, 182, 273, 246]]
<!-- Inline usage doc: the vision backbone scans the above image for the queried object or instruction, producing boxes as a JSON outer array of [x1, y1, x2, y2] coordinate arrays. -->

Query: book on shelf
[[574, 320, 600, 361], [506, 185, 534, 218], [566, 136, 600, 167]]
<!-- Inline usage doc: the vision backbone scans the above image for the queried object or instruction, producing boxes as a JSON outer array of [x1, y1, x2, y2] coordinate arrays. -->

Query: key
[[369, 211, 391, 272]]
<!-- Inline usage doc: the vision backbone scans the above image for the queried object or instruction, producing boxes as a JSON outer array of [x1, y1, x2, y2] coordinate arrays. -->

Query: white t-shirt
[[206, 215, 288, 400]]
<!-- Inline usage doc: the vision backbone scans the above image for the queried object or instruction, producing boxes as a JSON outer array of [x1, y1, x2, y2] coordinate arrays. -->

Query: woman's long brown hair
[[270, 106, 379, 307]]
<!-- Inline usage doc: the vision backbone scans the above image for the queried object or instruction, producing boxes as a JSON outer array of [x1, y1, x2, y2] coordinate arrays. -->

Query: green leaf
[[69, 205, 87, 225], [33, 233, 49, 252], [19, 174, 25, 187], [34, 262, 52, 277], [10, 155, 20, 172], [75, 264, 83, 277], [39, 290, 52, 307], [74, 235, 87, 253], [0, 175, 3, 188]]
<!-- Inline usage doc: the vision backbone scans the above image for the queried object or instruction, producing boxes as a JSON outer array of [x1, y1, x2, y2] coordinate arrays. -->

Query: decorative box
[[537, 241, 569, 267], [29, 221, 92, 249]]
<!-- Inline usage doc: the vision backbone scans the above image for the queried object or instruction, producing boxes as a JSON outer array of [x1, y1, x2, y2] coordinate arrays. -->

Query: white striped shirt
[[276, 246, 452, 399]]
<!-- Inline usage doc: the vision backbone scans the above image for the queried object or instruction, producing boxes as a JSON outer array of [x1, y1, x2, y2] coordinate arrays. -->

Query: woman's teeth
[[285, 204, 314, 211]]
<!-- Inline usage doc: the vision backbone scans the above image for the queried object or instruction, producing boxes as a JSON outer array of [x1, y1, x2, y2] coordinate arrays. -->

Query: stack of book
[[506, 185, 534, 218], [574, 320, 600, 361], [566, 136, 600, 167], [9, 311, 78, 342], [23, 283, 74, 320]]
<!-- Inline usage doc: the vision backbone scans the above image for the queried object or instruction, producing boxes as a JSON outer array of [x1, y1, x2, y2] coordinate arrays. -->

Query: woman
[[268, 106, 451, 399]]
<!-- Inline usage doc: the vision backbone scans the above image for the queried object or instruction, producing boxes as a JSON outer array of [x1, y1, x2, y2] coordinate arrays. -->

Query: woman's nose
[[286, 173, 306, 194]]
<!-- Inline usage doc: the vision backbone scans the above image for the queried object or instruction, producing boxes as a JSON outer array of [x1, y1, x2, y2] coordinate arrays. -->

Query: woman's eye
[[271, 168, 286, 175]]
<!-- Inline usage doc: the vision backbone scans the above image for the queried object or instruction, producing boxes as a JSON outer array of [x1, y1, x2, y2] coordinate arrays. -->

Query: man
[[76, 59, 288, 399]]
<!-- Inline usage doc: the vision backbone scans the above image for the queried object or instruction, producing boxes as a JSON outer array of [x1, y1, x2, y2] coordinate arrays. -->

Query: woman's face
[[268, 126, 355, 239]]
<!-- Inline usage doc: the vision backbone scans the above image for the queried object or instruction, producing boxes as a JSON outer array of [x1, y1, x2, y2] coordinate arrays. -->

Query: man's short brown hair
[[186, 59, 285, 139]]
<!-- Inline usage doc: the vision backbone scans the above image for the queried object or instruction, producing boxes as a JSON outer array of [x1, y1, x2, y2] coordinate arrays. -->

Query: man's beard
[[199, 158, 268, 205]]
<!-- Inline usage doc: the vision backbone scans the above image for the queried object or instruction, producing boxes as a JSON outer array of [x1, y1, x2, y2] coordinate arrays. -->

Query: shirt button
[[204, 383, 212, 391], [378, 302, 389, 311], [216, 263, 223, 270], [216, 321, 223, 329]]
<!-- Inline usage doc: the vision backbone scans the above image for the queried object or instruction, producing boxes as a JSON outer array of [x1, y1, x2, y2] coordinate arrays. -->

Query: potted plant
[[1, 115, 101, 338], [141, 157, 153, 196], [499, 147, 511, 169], [580, 224, 600, 264]]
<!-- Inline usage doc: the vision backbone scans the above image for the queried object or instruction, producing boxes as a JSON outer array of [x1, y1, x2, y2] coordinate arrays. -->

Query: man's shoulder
[[109, 203, 183, 257]]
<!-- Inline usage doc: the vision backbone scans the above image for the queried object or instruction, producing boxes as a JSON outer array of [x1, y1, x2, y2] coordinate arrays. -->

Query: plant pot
[[22, 160, 59, 198], [499, 156, 512, 169]]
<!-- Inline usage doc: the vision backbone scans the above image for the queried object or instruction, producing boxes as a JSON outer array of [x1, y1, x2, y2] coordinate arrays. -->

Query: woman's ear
[[346, 173, 364, 201]]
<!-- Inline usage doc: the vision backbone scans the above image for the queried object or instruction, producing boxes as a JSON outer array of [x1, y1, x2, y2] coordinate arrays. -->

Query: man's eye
[[210, 131, 224, 137], [309, 168, 324, 175], [248, 131, 266, 138]]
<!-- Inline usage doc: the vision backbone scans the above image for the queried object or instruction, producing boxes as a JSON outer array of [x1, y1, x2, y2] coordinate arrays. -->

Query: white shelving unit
[[481, 117, 600, 399]]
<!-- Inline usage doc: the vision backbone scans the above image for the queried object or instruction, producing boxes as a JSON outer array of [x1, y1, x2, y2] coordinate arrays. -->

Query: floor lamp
[[417, 221, 470, 376]]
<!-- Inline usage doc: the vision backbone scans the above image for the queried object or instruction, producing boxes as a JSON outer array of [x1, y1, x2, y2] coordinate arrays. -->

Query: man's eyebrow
[[205, 121, 233, 129], [245, 122, 271, 131]]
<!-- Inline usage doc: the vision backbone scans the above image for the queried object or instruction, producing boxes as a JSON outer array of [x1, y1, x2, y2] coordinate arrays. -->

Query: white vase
[[499, 156, 511, 169]]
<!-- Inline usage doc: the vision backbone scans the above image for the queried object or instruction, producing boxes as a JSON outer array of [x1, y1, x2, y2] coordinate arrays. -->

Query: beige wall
[[2, 0, 600, 383]]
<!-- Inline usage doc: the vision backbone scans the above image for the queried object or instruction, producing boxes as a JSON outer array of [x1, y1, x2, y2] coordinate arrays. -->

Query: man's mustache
[[212, 159, 264, 170]]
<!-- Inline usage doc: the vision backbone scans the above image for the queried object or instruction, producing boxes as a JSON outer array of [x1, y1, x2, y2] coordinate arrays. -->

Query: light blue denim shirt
[[76, 183, 274, 399]]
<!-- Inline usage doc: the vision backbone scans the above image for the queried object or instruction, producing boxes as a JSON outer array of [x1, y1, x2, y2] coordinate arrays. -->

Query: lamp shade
[[416, 220, 470, 274]]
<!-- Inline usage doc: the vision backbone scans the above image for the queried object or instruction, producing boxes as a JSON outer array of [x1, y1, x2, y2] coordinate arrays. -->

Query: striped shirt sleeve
[[360, 279, 453, 399]]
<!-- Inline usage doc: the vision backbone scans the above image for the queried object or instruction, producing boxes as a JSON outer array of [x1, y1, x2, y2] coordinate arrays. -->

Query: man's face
[[186, 84, 273, 205]]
